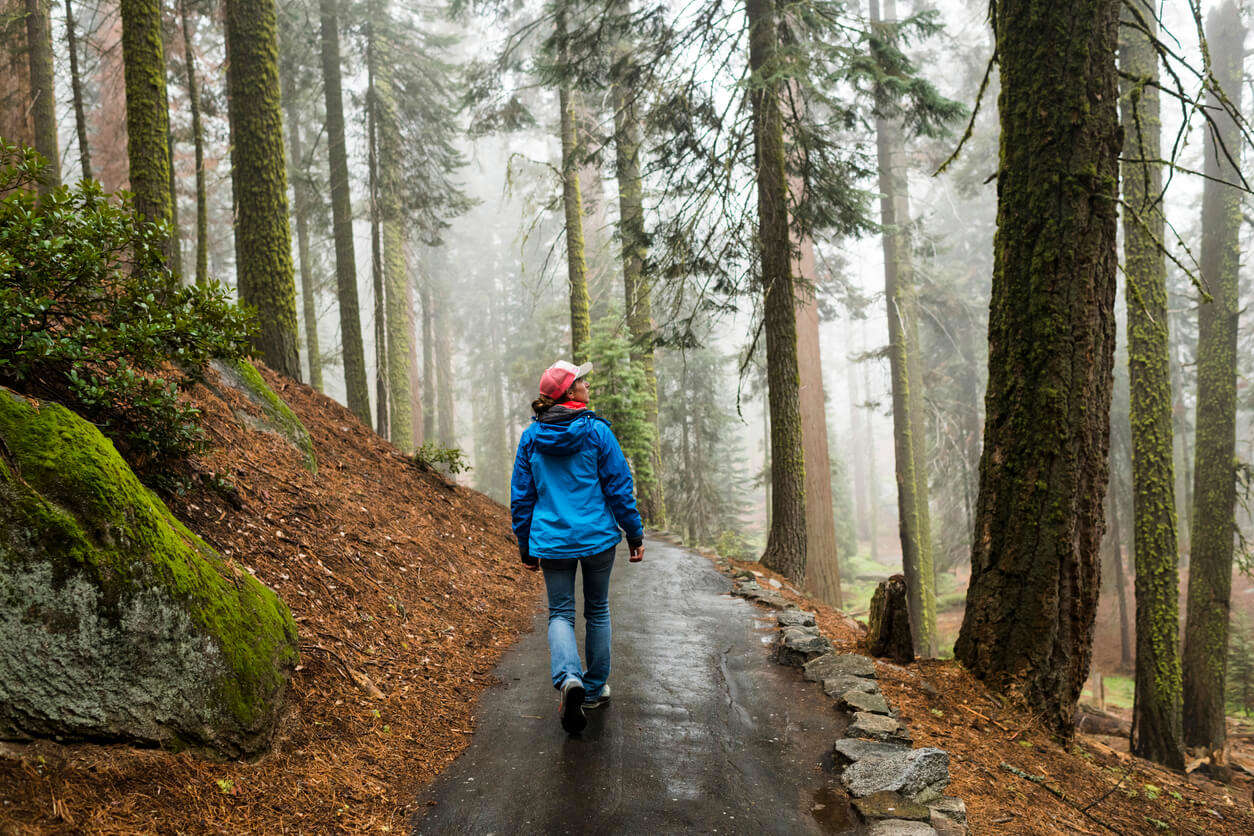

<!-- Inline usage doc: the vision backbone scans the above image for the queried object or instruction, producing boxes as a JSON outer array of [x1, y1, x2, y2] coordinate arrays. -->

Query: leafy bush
[[412, 442, 471, 476], [0, 141, 254, 474], [715, 529, 758, 563]]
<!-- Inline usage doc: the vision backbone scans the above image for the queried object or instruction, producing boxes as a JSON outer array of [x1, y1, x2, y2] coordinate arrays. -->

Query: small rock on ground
[[803, 652, 877, 682], [867, 820, 937, 836], [832, 738, 912, 765], [777, 610, 817, 628], [776, 627, 832, 666], [846, 712, 912, 745], [839, 690, 892, 715], [853, 791, 931, 822], [822, 674, 879, 698], [928, 797, 966, 825], [842, 747, 950, 802]]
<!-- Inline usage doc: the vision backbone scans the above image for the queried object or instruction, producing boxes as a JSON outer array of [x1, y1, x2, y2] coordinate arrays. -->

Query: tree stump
[[867, 575, 914, 663]]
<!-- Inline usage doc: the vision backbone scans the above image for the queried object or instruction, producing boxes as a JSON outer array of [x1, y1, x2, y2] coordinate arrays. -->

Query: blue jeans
[[540, 547, 615, 698]]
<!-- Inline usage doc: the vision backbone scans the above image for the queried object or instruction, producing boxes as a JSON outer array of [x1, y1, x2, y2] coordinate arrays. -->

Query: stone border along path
[[716, 560, 968, 836]]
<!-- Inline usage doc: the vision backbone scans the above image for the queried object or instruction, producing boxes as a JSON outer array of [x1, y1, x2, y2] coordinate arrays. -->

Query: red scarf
[[557, 400, 587, 410]]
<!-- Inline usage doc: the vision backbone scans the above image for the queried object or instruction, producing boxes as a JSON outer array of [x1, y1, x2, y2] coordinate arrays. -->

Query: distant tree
[[954, 0, 1122, 738], [555, 3, 591, 362], [586, 314, 654, 497], [64, 0, 92, 182], [1183, 0, 1245, 755], [318, 0, 371, 421], [223, 0, 301, 376], [177, 0, 208, 285], [1119, 0, 1183, 769]]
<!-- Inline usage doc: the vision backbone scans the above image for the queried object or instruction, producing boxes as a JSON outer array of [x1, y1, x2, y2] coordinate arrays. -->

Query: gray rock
[[776, 626, 833, 665], [777, 609, 817, 628], [842, 747, 950, 802], [866, 821, 937, 836], [733, 569, 756, 580], [853, 791, 931, 822], [767, 578, 783, 589], [832, 738, 912, 765], [839, 690, 892, 715], [846, 712, 913, 745], [803, 652, 877, 682], [0, 388, 298, 758], [211, 359, 316, 473], [928, 797, 966, 825], [732, 580, 762, 597], [822, 674, 879, 697]]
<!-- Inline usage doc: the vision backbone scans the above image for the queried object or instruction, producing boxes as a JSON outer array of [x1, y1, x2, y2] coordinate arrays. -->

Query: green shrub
[[715, 529, 757, 562], [0, 141, 254, 476], [412, 441, 471, 476]]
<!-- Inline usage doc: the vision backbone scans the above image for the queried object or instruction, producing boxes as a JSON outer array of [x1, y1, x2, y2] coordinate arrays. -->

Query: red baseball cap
[[538, 360, 593, 399]]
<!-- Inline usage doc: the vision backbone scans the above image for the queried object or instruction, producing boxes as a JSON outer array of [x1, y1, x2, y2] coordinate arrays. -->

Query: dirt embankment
[[0, 364, 543, 833]]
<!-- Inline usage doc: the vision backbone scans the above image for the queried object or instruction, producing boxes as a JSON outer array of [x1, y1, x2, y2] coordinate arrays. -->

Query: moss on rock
[[211, 358, 316, 474], [0, 388, 298, 758]]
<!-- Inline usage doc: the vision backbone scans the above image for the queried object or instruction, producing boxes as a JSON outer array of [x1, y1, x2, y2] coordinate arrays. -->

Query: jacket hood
[[532, 409, 599, 457]]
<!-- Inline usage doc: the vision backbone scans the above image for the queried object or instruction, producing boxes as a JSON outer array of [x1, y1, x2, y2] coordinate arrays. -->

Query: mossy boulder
[[0, 388, 298, 758], [210, 358, 316, 474]]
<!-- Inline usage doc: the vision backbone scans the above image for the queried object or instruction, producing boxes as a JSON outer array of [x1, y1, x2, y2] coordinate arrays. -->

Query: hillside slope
[[0, 364, 543, 833]]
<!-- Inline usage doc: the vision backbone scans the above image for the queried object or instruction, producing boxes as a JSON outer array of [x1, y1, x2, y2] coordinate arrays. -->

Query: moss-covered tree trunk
[[612, 59, 664, 526], [557, 9, 591, 364], [953, 0, 1121, 738], [64, 0, 92, 182], [280, 58, 323, 390], [1118, 0, 1184, 768], [178, 0, 208, 285], [871, 0, 935, 656], [747, 0, 807, 584], [1183, 0, 1244, 755], [224, 0, 300, 377], [120, 0, 171, 233], [318, 0, 370, 422], [24, 0, 59, 189]]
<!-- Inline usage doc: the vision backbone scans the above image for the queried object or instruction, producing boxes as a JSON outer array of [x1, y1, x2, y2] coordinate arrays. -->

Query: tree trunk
[[796, 240, 842, 608], [167, 129, 183, 277], [864, 353, 880, 563], [1119, 0, 1184, 768], [953, 0, 1121, 739], [433, 270, 455, 448], [747, 0, 807, 584], [557, 8, 590, 363], [408, 277, 424, 446], [420, 274, 435, 443], [179, 0, 208, 286], [24, 0, 59, 189], [2, 0, 34, 150], [871, 0, 935, 656], [318, 0, 371, 422], [848, 360, 870, 543], [224, 0, 300, 377], [1107, 469, 1134, 672], [280, 57, 323, 390], [366, 27, 388, 437], [1183, 0, 1244, 755], [612, 59, 664, 526], [64, 0, 92, 182], [120, 0, 171, 230]]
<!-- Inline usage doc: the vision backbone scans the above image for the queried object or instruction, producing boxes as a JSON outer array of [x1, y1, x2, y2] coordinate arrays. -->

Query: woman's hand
[[629, 545, 644, 563]]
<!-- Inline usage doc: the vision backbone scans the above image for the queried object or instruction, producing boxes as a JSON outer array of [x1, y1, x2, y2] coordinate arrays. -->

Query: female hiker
[[510, 360, 645, 734]]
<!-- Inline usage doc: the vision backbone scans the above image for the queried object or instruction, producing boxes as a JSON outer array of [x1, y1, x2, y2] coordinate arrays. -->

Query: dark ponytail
[[531, 394, 558, 415]]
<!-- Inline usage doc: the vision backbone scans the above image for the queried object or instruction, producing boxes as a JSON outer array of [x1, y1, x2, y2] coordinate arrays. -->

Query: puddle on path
[[810, 780, 858, 833]]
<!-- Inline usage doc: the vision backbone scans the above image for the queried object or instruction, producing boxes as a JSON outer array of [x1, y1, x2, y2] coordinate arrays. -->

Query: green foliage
[[586, 314, 656, 494], [0, 142, 254, 474], [412, 442, 471, 476], [1227, 611, 1254, 717], [715, 529, 757, 563]]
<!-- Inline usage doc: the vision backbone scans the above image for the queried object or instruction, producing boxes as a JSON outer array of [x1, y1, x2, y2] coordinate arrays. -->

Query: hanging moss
[[0, 388, 298, 756]]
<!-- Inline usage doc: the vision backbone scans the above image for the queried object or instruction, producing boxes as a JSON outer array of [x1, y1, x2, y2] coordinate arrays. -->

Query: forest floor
[[712, 553, 1254, 835], [0, 363, 544, 833]]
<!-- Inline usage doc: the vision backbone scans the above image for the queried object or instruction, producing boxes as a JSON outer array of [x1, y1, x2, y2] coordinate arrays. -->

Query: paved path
[[413, 537, 853, 835]]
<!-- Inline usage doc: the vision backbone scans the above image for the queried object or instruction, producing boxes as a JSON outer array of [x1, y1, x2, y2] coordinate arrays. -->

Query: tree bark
[[557, 8, 591, 363], [179, 0, 208, 286], [366, 25, 388, 437], [318, 0, 371, 422], [953, 0, 1121, 739], [167, 129, 183, 277], [871, 0, 935, 656], [224, 0, 301, 377], [280, 55, 323, 390], [1106, 467, 1134, 672], [120, 0, 171, 231], [612, 55, 665, 526], [747, 0, 807, 584], [64, 0, 92, 182], [24, 0, 59, 189], [1119, 0, 1184, 768], [1183, 0, 1244, 755]]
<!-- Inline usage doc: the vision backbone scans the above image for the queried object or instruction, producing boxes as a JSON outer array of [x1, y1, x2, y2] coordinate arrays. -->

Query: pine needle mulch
[[708, 552, 1254, 836], [0, 364, 544, 834]]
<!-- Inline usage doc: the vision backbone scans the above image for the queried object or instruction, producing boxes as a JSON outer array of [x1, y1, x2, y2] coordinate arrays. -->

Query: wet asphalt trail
[[412, 537, 851, 835]]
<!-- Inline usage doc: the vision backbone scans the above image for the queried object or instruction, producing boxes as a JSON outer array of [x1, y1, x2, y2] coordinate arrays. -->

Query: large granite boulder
[[0, 389, 298, 757]]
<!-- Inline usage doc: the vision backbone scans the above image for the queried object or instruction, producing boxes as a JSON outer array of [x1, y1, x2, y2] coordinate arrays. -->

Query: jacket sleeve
[[595, 422, 645, 546], [510, 434, 537, 558]]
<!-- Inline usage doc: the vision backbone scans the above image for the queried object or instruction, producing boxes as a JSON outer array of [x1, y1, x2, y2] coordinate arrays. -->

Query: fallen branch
[[960, 702, 1009, 731], [999, 762, 1127, 835]]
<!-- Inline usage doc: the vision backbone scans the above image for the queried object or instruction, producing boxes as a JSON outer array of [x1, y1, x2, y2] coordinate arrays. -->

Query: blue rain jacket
[[511, 408, 644, 561]]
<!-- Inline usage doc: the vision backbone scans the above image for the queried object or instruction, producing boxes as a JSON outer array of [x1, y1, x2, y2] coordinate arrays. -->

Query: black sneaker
[[583, 683, 611, 709], [559, 677, 587, 733]]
